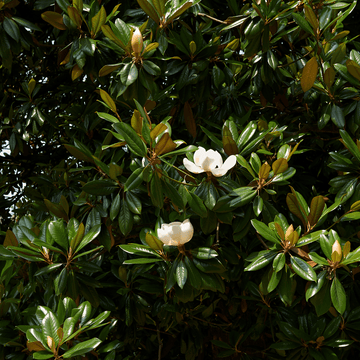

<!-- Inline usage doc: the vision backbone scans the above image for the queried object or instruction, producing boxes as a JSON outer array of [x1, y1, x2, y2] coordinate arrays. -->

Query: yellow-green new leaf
[[99, 64, 121, 77], [167, 1, 194, 23], [145, 232, 163, 251], [67, 6, 82, 28], [137, 0, 160, 23], [324, 67, 335, 88], [226, 39, 239, 51], [346, 59, 360, 81], [142, 42, 159, 56], [152, 0, 165, 17], [28, 78, 36, 97], [343, 241, 351, 258], [189, 41, 196, 54], [91, 6, 106, 37], [71, 65, 83, 81], [73, 0, 83, 12], [100, 89, 116, 113], [301, 57, 318, 92], [331, 31, 349, 41], [272, 158, 288, 175], [351, 200, 360, 211], [101, 25, 126, 49]]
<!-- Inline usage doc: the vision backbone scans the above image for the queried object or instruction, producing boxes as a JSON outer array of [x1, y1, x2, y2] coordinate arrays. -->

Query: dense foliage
[[2, 0, 360, 358]]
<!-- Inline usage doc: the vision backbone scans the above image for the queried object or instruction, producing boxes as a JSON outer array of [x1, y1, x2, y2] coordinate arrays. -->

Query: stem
[[256, 233, 269, 250], [157, 326, 163, 360], [197, 13, 228, 24]]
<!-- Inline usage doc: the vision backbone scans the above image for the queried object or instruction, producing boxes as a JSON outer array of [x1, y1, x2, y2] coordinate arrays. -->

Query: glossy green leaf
[[113, 122, 147, 157], [290, 256, 317, 282], [82, 180, 119, 196], [245, 250, 277, 271], [251, 219, 280, 244], [306, 270, 327, 301], [331, 277, 346, 314], [63, 338, 102, 358]]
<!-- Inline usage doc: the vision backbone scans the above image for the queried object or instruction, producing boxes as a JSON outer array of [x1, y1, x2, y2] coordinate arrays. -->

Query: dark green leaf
[[330, 277, 346, 314]]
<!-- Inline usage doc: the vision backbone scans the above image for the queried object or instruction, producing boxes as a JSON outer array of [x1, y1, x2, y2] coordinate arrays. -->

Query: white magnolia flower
[[157, 219, 194, 246], [183, 147, 236, 177]]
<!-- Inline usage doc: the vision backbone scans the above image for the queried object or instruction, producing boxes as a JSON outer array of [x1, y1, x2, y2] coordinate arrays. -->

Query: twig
[[256, 233, 269, 249], [197, 13, 228, 25], [157, 326, 163, 360]]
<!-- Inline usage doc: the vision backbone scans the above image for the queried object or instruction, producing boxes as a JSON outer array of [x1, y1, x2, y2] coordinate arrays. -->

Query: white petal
[[167, 223, 182, 244], [179, 219, 194, 244], [157, 224, 171, 244], [211, 167, 228, 177], [198, 149, 221, 172], [193, 147, 206, 166], [212, 155, 236, 177], [207, 150, 223, 170], [183, 158, 205, 174], [221, 155, 236, 171]]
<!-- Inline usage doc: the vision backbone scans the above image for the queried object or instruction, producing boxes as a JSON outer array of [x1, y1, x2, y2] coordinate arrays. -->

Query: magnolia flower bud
[[157, 219, 194, 246], [183, 147, 236, 177], [131, 28, 143, 57], [332, 240, 342, 263]]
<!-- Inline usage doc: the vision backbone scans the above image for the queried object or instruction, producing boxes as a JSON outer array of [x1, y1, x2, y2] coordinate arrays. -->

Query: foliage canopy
[[1, 0, 360, 359]]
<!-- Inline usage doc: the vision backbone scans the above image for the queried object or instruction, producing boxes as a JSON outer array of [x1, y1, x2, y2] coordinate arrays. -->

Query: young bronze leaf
[[154, 133, 176, 156], [346, 59, 360, 81], [4, 230, 18, 247], [304, 5, 318, 31], [259, 162, 271, 180], [131, 110, 143, 134], [184, 101, 197, 138], [274, 223, 284, 240], [41, 12, 67, 30], [100, 89, 117, 113], [308, 195, 325, 227], [324, 67, 335, 88], [222, 126, 238, 156], [286, 193, 307, 229], [150, 123, 167, 141], [301, 57, 318, 92], [272, 158, 288, 175]]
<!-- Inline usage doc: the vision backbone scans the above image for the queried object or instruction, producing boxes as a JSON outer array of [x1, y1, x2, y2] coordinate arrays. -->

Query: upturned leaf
[[301, 57, 318, 92]]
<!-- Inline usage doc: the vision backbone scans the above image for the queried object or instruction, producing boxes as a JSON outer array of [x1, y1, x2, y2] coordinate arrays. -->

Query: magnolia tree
[[1, 0, 360, 359]]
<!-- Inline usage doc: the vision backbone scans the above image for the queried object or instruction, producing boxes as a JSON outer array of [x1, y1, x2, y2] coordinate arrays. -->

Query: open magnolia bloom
[[157, 219, 194, 246], [183, 147, 236, 177]]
